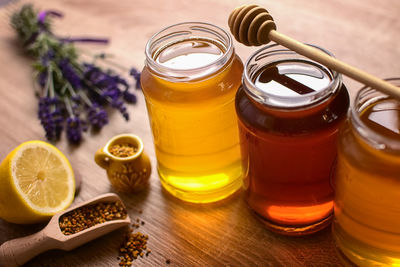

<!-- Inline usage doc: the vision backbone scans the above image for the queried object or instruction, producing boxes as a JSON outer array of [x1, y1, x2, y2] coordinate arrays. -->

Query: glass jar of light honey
[[333, 78, 400, 265], [141, 22, 243, 203], [236, 43, 349, 235]]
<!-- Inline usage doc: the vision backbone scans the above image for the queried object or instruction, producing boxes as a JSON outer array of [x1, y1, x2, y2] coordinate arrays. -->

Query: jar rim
[[242, 43, 341, 109], [350, 78, 400, 152], [144, 22, 233, 81]]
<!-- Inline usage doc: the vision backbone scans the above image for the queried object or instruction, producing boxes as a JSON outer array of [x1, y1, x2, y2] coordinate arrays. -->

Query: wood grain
[[0, 0, 399, 266]]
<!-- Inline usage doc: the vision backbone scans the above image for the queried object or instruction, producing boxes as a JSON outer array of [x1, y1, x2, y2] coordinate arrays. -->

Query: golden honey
[[141, 23, 243, 203], [333, 79, 400, 266]]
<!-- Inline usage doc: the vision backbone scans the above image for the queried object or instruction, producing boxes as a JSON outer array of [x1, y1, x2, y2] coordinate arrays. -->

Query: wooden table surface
[[0, 0, 399, 266]]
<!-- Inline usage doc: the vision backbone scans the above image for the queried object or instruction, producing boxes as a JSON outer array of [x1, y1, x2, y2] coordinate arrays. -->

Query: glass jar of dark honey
[[236, 43, 349, 235]]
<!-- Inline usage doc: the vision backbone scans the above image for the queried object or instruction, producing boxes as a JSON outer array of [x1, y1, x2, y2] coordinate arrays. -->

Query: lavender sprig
[[11, 4, 141, 144], [38, 97, 63, 141], [129, 68, 141, 90], [87, 103, 108, 129]]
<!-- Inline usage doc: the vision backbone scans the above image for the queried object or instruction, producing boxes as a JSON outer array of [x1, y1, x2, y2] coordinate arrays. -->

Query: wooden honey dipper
[[228, 4, 400, 99]]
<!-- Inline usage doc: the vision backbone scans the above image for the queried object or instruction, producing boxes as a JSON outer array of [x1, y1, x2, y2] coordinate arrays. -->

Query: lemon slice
[[0, 140, 75, 224]]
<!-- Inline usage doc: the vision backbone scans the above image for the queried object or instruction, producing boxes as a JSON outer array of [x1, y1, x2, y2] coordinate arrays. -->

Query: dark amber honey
[[236, 52, 349, 235]]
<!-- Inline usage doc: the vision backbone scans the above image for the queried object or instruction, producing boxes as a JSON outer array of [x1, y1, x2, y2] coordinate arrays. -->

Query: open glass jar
[[333, 78, 400, 265], [141, 22, 243, 203], [236, 43, 349, 235]]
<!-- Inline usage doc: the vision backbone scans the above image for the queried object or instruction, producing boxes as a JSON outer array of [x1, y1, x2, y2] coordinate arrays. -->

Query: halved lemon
[[0, 140, 75, 224]]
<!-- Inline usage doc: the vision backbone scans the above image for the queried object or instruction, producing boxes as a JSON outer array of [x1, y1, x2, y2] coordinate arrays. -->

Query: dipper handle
[[229, 5, 400, 100], [0, 230, 57, 267]]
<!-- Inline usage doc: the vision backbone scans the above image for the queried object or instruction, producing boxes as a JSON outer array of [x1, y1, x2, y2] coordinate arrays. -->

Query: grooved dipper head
[[228, 5, 276, 46]]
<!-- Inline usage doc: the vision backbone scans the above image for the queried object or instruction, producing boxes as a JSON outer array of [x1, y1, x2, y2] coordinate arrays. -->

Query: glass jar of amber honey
[[236, 43, 349, 235], [141, 22, 243, 203], [333, 78, 400, 265]]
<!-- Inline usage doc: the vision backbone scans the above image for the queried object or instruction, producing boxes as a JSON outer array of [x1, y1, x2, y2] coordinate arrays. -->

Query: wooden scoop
[[0, 193, 130, 267], [228, 4, 400, 100]]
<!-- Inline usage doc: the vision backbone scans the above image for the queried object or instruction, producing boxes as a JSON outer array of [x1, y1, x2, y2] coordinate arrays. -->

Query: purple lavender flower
[[37, 50, 55, 87], [38, 10, 63, 25], [51, 109, 64, 136], [112, 99, 129, 121], [38, 97, 63, 140], [41, 50, 55, 65], [87, 104, 108, 129], [83, 63, 110, 88], [101, 87, 121, 103], [83, 63, 133, 121], [129, 68, 141, 89], [123, 90, 137, 104], [59, 58, 82, 89], [66, 116, 84, 143], [38, 71, 47, 87], [114, 75, 129, 89], [83, 63, 129, 94]]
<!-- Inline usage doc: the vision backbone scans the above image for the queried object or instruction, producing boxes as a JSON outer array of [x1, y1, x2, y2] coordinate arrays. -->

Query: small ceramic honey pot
[[95, 134, 151, 192]]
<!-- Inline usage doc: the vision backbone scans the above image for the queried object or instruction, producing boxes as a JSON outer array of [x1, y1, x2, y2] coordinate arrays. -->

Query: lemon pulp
[[0, 140, 75, 224]]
